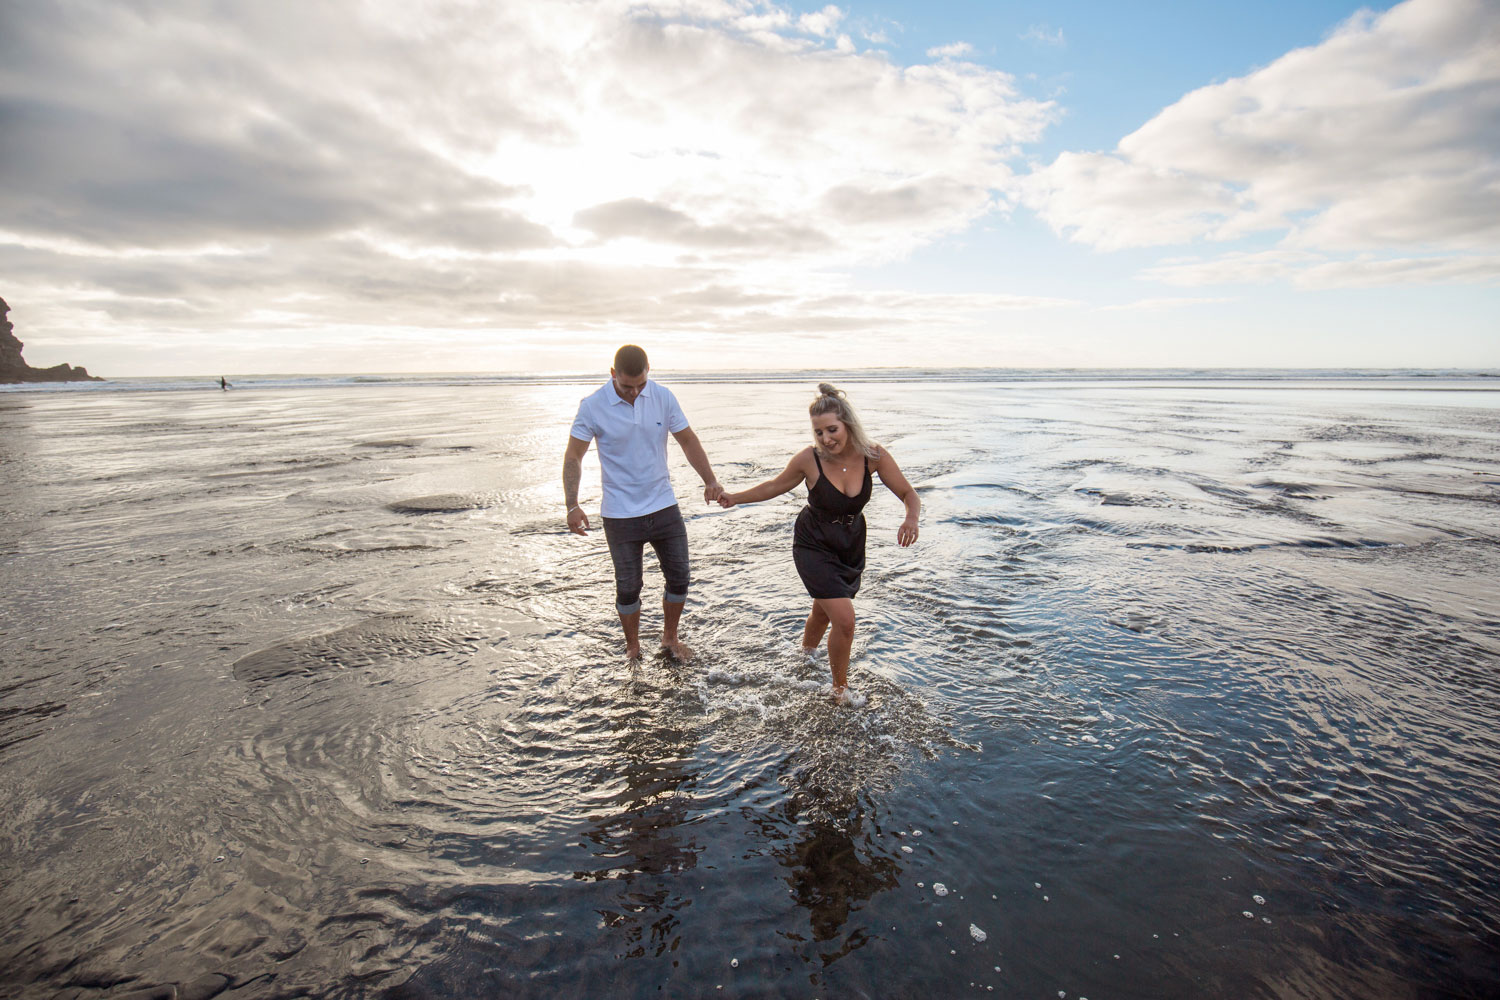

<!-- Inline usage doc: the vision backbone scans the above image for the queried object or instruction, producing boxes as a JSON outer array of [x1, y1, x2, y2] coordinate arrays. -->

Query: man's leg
[[619, 608, 642, 659], [650, 508, 692, 661], [660, 597, 687, 660], [603, 516, 647, 659]]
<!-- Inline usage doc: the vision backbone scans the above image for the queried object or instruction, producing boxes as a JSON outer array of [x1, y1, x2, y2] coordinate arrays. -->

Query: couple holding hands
[[563, 345, 920, 703]]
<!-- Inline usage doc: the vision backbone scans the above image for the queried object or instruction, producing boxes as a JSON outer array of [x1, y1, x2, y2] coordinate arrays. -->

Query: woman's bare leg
[[801, 602, 830, 654], [817, 598, 856, 699]]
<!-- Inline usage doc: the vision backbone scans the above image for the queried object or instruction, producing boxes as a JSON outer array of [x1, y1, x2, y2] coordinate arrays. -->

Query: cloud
[[820, 177, 984, 227], [1144, 249, 1500, 288], [1097, 296, 1236, 312], [798, 4, 844, 37], [0, 0, 1057, 368], [926, 41, 974, 60], [1022, 0, 1500, 283], [573, 198, 832, 252], [0, 238, 1071, 348], [1023, 151, 1243, 251], [1021, 25, 1065, 48]]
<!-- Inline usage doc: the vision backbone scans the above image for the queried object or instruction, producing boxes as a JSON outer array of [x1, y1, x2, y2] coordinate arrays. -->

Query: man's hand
[[703, 481, 724, 504], [567, 506, 590, 535]]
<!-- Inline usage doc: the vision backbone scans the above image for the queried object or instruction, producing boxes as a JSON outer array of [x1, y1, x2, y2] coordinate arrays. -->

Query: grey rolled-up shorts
[[601, 504, 689, 615]]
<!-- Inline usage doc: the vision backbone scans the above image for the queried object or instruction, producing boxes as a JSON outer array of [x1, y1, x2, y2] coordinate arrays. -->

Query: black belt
[[812, 509, 860, 527]]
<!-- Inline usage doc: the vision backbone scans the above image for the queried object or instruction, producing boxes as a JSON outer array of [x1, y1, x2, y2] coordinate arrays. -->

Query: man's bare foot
[[831, 684, 851, 705], [625, 642, 642, 660], [660, 639, 694, 662]]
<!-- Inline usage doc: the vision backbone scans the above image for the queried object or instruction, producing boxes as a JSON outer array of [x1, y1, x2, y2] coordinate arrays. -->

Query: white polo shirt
[[570, 379, 690, 518]]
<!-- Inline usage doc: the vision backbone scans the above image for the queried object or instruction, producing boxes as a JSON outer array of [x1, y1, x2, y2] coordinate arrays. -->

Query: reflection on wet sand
[[777, 799, 900, 962], [577, 680, 703, 962]]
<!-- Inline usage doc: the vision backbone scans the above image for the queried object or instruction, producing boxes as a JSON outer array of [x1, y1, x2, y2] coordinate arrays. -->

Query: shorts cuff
[[616, 600, 642, 616], [664, 591, 687, 605]]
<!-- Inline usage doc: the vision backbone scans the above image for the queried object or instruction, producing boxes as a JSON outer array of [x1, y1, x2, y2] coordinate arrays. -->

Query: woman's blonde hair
[[809, 383, 879, 459]]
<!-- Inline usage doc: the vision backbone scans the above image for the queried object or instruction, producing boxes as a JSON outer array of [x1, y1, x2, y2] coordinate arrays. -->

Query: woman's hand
[[897, 517, 919, 547]]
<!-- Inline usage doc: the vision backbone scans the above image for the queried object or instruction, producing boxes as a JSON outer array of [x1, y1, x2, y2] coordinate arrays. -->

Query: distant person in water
[[563, 345, 724, 661], [220, 376, 230, 390], [717, 383, 920, 703]]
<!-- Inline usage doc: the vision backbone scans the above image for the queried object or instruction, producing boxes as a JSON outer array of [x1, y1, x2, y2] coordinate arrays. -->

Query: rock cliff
[[0, 296, 102, 382]]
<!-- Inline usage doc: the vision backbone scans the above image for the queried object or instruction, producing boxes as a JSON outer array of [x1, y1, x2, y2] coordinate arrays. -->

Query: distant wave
[[4, 368, 1498, 394]]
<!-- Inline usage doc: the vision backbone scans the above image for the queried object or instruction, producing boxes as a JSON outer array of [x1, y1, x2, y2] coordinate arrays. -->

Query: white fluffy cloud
[[1023, 0, 1500, 286], [0, 0, 1058, 368]]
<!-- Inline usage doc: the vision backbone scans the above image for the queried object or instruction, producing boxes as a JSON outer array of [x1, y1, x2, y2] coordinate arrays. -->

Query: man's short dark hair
[[614, 344, 648, 376]]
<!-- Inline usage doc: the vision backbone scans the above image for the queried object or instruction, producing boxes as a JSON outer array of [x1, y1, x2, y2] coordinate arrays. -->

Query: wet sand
[[2, 376, 1499, 998]]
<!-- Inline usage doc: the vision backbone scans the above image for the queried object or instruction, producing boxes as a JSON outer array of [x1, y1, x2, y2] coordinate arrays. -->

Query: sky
[[2, 0, 1497, 375]]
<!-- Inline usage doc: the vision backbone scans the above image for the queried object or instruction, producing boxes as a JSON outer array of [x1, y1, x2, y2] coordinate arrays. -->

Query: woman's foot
[[831, 684, 852, 705]]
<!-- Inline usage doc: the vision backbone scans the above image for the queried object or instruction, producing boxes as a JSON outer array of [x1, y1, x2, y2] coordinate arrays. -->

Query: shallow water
[[2, 377, 1499, 999]]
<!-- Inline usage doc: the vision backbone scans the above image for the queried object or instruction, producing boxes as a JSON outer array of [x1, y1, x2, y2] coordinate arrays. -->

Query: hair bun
[[817, 382, 843, 398]]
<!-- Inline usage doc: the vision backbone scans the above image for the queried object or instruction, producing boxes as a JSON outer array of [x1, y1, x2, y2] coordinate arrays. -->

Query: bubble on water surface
[[934, 883, 949, 896], [969, 923, 986, 942]]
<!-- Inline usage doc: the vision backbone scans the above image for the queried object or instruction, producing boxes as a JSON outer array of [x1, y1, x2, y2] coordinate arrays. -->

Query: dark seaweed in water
[[1, 377, 1499, 999]]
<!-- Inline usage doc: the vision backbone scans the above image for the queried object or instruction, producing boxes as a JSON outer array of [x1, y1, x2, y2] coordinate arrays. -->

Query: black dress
[[793, 452, 872, 599]]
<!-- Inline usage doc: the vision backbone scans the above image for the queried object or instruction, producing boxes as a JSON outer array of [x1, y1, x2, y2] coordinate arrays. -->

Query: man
[[564, 345, 723, 660]]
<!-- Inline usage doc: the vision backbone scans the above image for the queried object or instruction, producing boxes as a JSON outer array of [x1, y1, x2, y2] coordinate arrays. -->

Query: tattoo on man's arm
[[563, 458, 581, 509]]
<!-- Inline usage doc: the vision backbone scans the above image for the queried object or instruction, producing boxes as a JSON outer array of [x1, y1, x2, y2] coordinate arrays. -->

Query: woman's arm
[[719, 450, 811, 508], [873, 446, 921, 546]]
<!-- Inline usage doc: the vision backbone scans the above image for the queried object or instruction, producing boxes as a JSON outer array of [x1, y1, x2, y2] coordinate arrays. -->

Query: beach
[[2, 373, 1498, 998]]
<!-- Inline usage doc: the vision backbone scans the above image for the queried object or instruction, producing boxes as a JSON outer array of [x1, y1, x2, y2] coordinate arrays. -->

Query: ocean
[[2, 371, 1498, 998]]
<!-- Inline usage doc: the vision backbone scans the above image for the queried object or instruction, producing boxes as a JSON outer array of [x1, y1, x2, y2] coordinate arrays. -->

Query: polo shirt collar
[[608, 378, 652, 405]]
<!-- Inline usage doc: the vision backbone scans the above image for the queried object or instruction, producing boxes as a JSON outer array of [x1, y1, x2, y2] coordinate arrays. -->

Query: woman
[[718, 383, 920, 702]]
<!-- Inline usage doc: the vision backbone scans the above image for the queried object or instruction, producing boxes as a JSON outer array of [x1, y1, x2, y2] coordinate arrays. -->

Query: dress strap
[[813, 451, 824, 474]]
